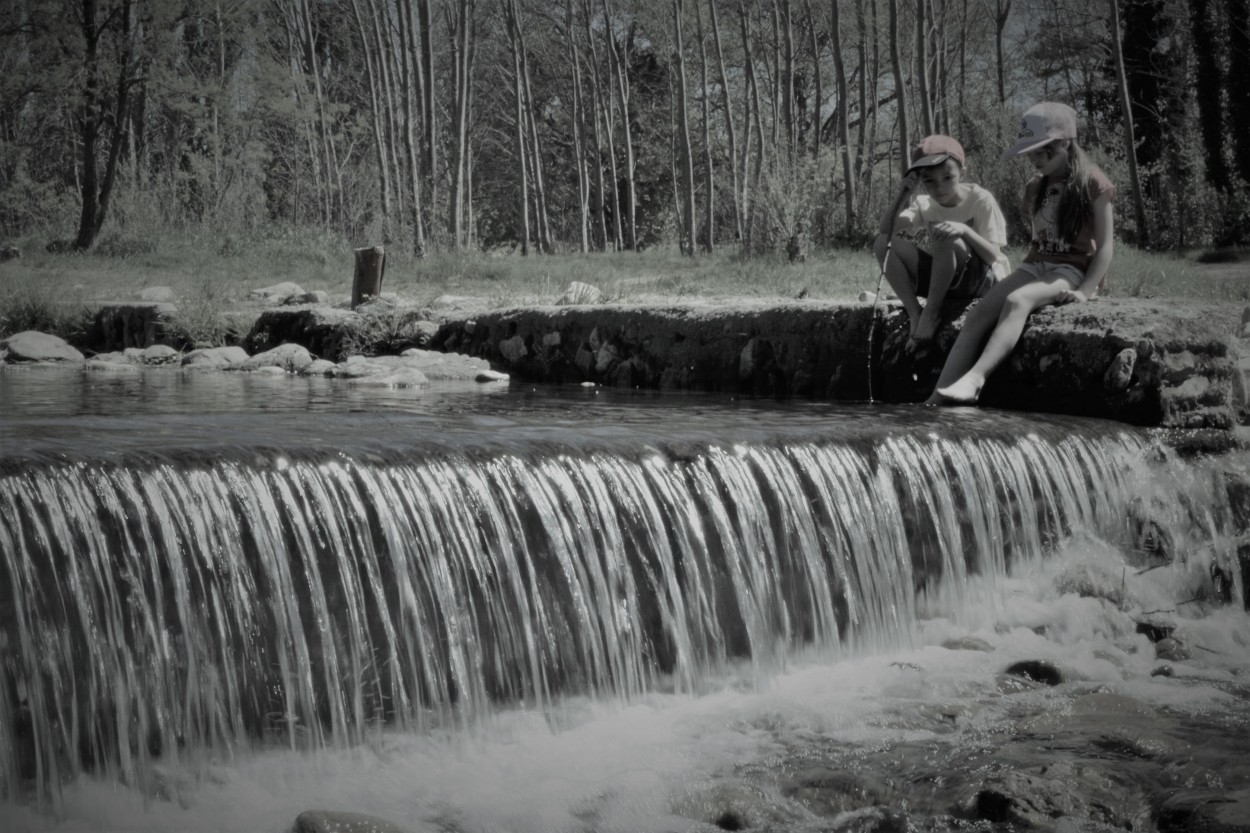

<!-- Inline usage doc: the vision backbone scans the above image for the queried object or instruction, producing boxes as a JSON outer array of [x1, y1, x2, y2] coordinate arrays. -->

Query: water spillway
[[2, 373, 1238, 814]]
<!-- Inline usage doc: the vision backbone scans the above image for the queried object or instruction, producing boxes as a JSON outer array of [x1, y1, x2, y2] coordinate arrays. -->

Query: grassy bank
[[0, 227, 1243, 346]]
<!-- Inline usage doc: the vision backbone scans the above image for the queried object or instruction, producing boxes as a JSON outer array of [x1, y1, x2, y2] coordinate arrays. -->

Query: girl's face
[[1026, 141, 1070, 177], [918, 158, 965, 207]]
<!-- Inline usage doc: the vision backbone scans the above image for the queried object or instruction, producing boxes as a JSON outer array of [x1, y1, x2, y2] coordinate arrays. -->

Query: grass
[[0, 226, 1243, 346]]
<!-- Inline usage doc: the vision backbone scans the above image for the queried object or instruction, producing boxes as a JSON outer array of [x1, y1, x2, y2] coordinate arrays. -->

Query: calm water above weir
[[2, 365, 1249, 833]]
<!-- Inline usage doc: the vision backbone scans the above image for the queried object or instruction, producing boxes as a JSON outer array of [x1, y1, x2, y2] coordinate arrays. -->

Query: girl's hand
[[1054, 288, 1088, 305], [930, 221, 969, 240]]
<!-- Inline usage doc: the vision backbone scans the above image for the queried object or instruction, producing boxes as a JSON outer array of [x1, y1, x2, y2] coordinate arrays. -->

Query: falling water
[[2, 411, 1237, 810]]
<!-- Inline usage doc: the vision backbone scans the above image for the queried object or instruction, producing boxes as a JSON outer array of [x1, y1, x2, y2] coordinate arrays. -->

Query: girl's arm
[[1057, 193, 1114, 303]]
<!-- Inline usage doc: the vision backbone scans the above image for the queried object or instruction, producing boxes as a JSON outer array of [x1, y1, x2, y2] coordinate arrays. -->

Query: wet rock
[[301, 359, 337, 376], [1135, 617, 1177, 643], [499, 334, 528, 363], [1004, 659, 1063, 686], [0, 331, 84, 362], [941, 635, 994, 652], [1155, 637, 1191, 662], [966, 762, 1150, 830], [782, 768, 887, 816], [1156, 788, 1250, 833], [476, 369, 509, 382], [294, 809, 413, 833], [85, 359, 141, 373], [139, 344, 180, 365], [1152, 664, 1174, 677], [239, 343, 314, 373], [284, 290, 329, 305], [1104, 347, 1137, 391], [182, 346, 249, 367]]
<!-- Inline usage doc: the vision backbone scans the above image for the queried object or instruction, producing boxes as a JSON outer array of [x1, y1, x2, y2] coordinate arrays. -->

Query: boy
[[874, 135, 1010, 346]]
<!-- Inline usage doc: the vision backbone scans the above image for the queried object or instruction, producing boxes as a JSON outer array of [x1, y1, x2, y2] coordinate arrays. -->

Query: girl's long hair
[[1031, 139, 1093, 242]]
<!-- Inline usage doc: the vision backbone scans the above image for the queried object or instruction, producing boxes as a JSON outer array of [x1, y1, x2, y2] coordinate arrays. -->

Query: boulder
[[294, 810, 412, 833], [249, 281, 305, 304], [239, 343, 314, 373], [91, 302, 177, 350], [0, 331, 84, 363], [182, 346, 249, 367]]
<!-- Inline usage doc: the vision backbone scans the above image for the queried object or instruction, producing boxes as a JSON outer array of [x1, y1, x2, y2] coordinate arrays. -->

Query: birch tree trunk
[[914, 0, 934, 137], [448, 0, 476, 249], [565, 0, 590, 253], [348, 0, 394, 238], [830, 0, 856, 238], [602, 0, 638, 249], [995, 0, 1010, 104], [695, 0, 714, 252], [504, 0, 531, 253], [673, 0, 697, 256], [397, 0, 427, 253], [1108, 0, 1148, 247], [419, 0, 437, 223], [804, 0, 822, 160], [708, 0, 743, 244], [888, 0, 911, 176], [580, 0, 612, 249]]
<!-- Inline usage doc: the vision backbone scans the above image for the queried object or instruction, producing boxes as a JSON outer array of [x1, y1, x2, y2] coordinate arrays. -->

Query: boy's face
[[918, 159, 964, 206]]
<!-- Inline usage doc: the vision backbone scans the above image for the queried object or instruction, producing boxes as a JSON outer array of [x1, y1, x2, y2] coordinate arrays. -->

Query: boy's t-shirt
[[897, 183, 1011, 279], [1022, 166, 1116, 272]]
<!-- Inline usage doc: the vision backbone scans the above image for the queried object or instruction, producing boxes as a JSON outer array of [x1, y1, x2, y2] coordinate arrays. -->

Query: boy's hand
[[930, 221, 969, 240]]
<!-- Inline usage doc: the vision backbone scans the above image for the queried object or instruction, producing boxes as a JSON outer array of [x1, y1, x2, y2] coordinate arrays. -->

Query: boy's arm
[[878, 175, 919, 237]]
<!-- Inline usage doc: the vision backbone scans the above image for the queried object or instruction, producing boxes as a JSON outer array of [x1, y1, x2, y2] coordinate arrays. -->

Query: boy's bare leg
[[873, 234, 923, 336], [934, 274, 1072, 404], [913, 239, 969, 343]]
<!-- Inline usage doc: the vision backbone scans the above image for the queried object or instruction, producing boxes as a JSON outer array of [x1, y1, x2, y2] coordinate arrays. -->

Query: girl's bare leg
[[935, 275, 1073, 404], [874, 234, 923, 336]]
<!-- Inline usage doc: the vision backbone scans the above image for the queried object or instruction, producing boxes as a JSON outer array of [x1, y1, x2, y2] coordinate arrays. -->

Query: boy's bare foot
[[912, 314, 939, 344], [934, 374, 983, 405]]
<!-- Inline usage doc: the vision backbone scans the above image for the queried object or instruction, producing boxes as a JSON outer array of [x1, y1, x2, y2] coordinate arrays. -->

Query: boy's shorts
[[914, 250, 994, 298]]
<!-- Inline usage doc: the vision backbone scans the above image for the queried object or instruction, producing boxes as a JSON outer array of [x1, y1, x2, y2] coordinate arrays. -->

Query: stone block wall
[[433, 298, 1244, 432]]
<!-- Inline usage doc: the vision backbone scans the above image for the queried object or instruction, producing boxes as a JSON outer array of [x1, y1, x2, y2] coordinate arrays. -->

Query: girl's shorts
[[1017, 260, 1085, 288], [915, 250, 994, 298]]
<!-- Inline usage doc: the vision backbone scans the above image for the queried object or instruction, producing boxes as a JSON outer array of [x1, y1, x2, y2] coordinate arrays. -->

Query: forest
[[0, 0, 1247, 259]]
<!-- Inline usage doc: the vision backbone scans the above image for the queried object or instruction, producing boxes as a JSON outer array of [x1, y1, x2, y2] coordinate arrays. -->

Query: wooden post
[[352, 246, 386, 308]]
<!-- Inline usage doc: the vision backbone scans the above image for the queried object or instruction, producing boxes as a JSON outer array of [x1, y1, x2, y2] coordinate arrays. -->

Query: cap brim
[[905, 153, 952, 175], [1003, 136, 1055, 158]]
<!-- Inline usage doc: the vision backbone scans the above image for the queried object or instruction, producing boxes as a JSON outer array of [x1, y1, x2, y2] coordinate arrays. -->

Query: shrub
[[0, 278, 94, 344]]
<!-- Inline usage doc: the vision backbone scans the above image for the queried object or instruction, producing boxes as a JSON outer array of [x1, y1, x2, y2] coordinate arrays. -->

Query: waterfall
[[0, 425, 1234, 804]]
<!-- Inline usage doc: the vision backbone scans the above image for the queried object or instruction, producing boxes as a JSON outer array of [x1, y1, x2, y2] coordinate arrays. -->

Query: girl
[[929, 102, 1116, 405]]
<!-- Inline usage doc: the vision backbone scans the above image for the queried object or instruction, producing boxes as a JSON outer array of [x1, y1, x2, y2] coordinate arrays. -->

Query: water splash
[[0, 427, 1236, 807]]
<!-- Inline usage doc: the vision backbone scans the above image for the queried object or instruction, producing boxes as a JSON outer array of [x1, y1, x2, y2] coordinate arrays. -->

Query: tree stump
[[352, 246, 386, 309]]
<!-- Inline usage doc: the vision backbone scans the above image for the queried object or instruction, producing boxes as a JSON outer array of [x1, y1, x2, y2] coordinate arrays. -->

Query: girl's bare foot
[[934, 374, 984, 405]]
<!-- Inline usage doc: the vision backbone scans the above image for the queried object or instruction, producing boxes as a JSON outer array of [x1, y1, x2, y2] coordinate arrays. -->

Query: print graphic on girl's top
[[1034, 183, 1066, 255]]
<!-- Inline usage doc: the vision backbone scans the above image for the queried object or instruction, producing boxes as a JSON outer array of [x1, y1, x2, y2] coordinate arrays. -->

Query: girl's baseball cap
[[906, 135, 966, 175], [1005, 102, 1078, 157]]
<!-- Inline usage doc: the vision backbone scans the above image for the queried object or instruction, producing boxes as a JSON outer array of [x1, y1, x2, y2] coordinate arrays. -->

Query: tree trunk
[[673, 0, 697, 256], [805, 0, 822, 160], [419, 0, 437, 224], [914, 0, 934, 136], [565, 0, 590, 253], [1108, 0, 1148, 247], [830, 0, 856, 238], [695, 0, 715, 252], [708, 0, 742, 244], [887, 0, 910, 176], [505, 0, 531, 253], [397, 0, 427, 254], [352, 246, 386, 308], [1189, 0, 1227, 189], [581, 0, 612, 250], [348, 0, 394, 240], [448, 0, 476, 248], [995, 0, 1010, 104], [602, 0, 638, 249], [1226, 0, 1250, 182]]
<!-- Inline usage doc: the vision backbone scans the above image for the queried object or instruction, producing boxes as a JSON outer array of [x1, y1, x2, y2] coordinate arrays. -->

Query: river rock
[[249, 281, 305, 304], [239, 343, 314, 373], [294, 809, 413, 833], [0, 330, 84, 362], [139, 344, 180, 365], [301, 358, 337, 376], [182, 346, 249, 367]]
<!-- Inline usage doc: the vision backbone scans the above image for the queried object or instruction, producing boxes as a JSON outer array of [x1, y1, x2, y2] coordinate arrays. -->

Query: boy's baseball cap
[[1005, 102, 1078, 157], [906, 135, 966, 175]]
